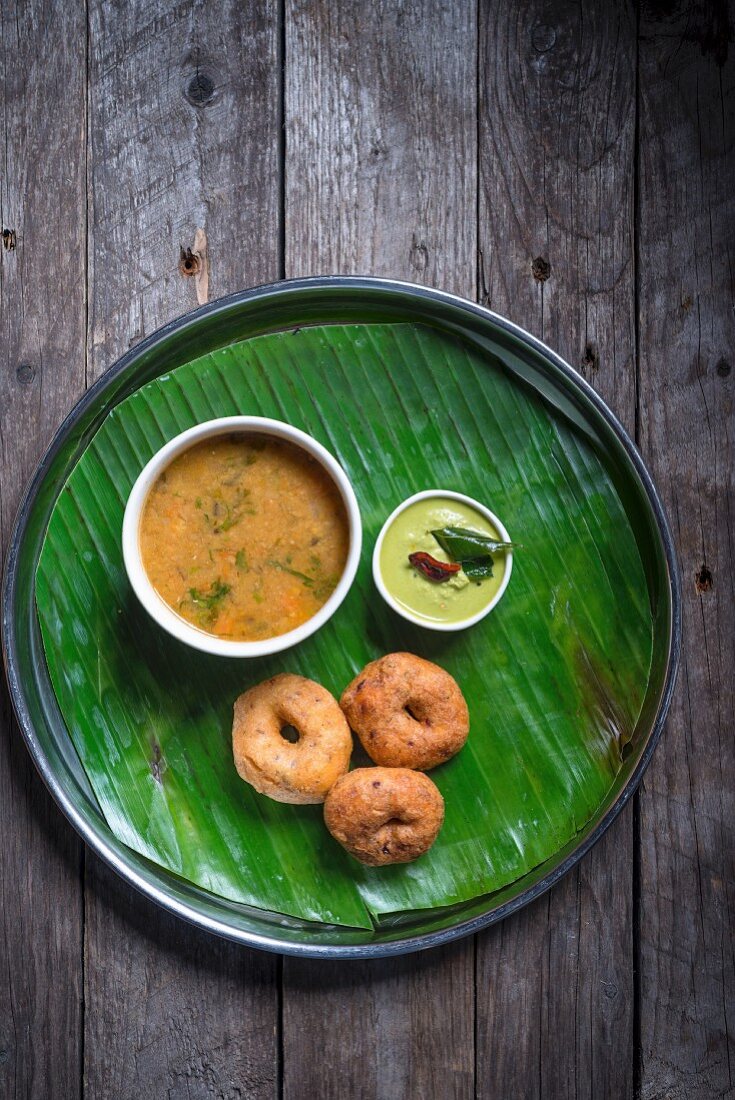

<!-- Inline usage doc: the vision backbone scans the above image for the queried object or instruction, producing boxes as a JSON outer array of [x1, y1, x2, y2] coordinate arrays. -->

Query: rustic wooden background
[[1, 1, 733, 1097]]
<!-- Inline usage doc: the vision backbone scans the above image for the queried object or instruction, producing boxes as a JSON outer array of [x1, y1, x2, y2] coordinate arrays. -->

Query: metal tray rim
[[1, 275, 682, 958]]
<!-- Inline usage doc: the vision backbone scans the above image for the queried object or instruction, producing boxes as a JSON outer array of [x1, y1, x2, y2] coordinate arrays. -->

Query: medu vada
[[340, 652, 469, 771], [232, 673, 352, 804], [324, 767, 444, 866]]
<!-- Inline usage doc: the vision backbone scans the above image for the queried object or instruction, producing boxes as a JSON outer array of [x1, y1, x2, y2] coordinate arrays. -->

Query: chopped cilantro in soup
[[139, 434, 348, 641]]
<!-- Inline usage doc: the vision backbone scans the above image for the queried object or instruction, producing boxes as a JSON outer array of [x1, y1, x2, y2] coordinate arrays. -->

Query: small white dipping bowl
[[122, 416, 362, 657], [372, 489, 513, 632]]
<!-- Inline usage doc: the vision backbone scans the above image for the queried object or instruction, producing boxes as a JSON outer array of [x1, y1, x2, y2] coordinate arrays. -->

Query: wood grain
[[285, 0, 476, 292], [283, 945, 474, 1100], [83, 2, 281, 1095], [637, 1, 735, 1095], [0, 1, 86, 1096], [3, 0, 732, 1094], [479, 0, 637, 414], [476, 2, 637, 1096], [282, 3, 476, 1097], [84, 861, 278, 1100], [87, 0, 282, 384]]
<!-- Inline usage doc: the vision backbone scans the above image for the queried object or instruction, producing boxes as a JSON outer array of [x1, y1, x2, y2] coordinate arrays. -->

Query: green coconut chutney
[[379, 496, 510, 624]]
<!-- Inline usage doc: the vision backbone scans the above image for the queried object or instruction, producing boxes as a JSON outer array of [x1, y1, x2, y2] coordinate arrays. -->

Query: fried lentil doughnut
[[232, 673, 352, 804], [324, 767, 444, 866], [340, 652, 469, 771]]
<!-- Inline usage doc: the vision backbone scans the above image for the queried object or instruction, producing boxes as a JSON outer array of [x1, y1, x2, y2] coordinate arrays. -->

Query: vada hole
[[280, 724, 301, 744], [404, 704, 421, 722], [383, 817, 405, 828]]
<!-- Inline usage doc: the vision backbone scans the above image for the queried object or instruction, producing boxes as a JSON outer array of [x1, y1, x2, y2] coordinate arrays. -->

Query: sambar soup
[[139, 434, 350, 641]]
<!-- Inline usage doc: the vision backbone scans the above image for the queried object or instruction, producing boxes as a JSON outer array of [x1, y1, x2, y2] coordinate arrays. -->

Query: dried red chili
[[408, 551, 461, 582]]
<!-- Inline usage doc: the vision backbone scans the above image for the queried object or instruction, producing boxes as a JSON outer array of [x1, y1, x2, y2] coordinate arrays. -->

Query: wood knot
[[185, 71, 216, 107], [531, 23, 556, 53], [2, 227, 16, 250], [180, 229, 209, 304], [179, 246, 201, 277], [409, 233, 429, 273], [532, 256, 551, 282], [695, 564, 713, 593], [581, 342, 599, 371], [716, 357, 731, 378], [16, 363, 35, 384]]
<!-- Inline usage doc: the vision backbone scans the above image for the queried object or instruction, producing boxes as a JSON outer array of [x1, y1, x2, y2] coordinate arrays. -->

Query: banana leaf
[[35, 323, 652, 927]]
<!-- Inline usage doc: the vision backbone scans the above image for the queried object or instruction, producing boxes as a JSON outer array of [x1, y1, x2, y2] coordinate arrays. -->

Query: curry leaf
[[431, 526, 517, 561], [460, 557, 495, 579]]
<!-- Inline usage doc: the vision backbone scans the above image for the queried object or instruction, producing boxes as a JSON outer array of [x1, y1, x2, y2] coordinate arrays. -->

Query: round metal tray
[[1, 277, 681, 957]]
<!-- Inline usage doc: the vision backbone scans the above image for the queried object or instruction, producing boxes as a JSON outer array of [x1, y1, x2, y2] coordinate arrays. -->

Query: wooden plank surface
[[285, 0, 476, 288], [282, 3, 476, 1097], [84, 862, 278, 1100], [0, 1, 86, 1097], [83, 2, 281, 1096], [87, 0, 282, 383], [1, 0, 733, 1096], [475, 3, 638, 1097], [637, 2, 735, 1096]]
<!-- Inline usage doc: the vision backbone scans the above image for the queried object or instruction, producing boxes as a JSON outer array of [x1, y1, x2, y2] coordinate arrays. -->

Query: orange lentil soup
[[139, 434, 350, 641]]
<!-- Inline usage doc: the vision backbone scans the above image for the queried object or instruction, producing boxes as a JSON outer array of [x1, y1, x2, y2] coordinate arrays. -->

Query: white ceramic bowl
[[372, 489, 513, 632], [122, 416, 362, 657]]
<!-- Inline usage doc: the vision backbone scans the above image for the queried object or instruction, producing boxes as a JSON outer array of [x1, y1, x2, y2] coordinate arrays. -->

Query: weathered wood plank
[[282, 3, 477, 1096], [479, 0, 637, 414], [285, 0, 477, 291], [83, 2, 282, 1095], [476, 829, 634, 1097], [87, 0, 282, 384], [476, 2, 638, 1096], [637, 2, 735, 1095], [84, 861, 278, 1100], [0, 1, 86, 1097], [283, 944, 475, 1100]]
